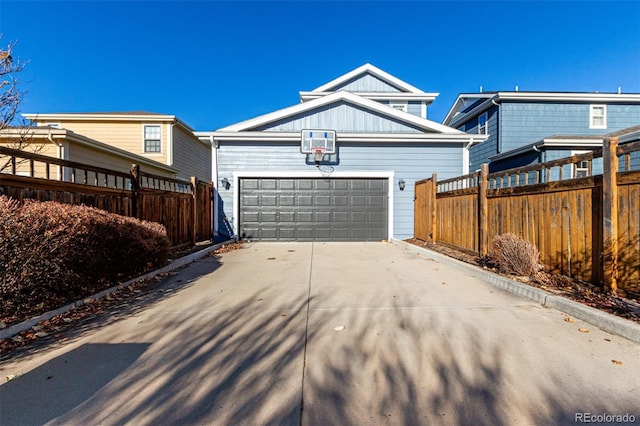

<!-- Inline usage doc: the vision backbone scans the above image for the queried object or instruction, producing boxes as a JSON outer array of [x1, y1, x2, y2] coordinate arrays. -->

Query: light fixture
[[398, 179, 406, 191], [221, 177, 231, 190]]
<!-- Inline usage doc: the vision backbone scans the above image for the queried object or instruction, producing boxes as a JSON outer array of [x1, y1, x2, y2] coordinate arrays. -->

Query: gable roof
[[299, 63, 439, 103], [217, 91, 459, 134], [443, 91, 640, 127]]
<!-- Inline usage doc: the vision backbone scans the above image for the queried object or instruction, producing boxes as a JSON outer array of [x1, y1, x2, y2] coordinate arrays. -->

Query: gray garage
[[239, 177, 388, 241]]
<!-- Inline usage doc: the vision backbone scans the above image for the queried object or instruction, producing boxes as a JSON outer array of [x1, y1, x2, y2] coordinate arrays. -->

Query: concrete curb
[[0, 239, 236, 340], [391, 238, 640, 344]]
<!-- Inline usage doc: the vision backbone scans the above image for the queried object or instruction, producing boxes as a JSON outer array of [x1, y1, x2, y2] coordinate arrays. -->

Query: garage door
[[239, 177, 388, 241]]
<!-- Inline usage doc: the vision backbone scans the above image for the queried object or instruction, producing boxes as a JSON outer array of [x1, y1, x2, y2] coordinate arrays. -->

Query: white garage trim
[[232, 170, 395, 240]]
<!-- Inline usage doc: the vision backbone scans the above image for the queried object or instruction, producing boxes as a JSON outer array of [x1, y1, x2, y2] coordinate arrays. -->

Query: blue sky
[[1, 1, 639, 130]]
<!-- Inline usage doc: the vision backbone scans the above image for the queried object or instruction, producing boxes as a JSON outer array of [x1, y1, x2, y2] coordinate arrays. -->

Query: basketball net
[[313, 148, 325, 164]]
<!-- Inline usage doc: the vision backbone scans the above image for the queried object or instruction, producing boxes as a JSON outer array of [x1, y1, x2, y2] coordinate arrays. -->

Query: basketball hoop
[[313, 148, 325, 164]]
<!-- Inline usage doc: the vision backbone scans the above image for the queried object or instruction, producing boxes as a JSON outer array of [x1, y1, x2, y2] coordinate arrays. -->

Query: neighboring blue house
[[442, 91, 640, 173], [198, 64, 486, 241]]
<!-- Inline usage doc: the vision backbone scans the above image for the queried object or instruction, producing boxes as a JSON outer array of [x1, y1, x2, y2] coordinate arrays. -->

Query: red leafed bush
[[489, 233, 541, 277], [0, 196, 169, 318]]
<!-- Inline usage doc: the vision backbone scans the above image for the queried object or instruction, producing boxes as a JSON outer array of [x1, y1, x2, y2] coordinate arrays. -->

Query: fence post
[[479, 163, 489, 256], [602, 137, 619, 294], [430, 173, 437, 243], [191, 177, 198, 246], [130, 164, 141, 219]]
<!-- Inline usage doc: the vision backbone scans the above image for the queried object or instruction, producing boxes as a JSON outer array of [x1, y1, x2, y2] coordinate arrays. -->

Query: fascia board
[[300, 91, 439, 102], [494, 92, 640, 103], [211, 131, 483, 144], [310, 63, 426, 94], [5, 128, 179, 173], [23, 113, 177, 122], [442, 94, 495, 126], [489, 138, 602, 161], [219, 91, 463, 134]]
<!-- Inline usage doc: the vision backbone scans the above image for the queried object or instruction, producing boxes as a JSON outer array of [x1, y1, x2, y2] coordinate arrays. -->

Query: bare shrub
[[489, 233, 541, 277], [0, 196, 170, 318]]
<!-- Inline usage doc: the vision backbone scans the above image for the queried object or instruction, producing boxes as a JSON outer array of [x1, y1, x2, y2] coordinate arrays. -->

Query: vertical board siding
[[257, 102, 423, 133], [217, 141, 465, 240], [332, 73, 402, 92]]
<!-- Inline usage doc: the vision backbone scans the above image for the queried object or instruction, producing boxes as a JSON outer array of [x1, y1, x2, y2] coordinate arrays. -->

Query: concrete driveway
[[1, 242, 639, 425]]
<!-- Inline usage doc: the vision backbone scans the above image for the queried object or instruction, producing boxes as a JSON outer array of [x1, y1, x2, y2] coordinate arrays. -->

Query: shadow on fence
[[0, 146, 214, 248], [414, 137, 640, 297]]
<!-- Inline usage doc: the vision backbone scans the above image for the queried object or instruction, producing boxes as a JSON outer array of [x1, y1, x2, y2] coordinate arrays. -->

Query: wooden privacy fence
[[414, 137, 640, 296], [0, 146, 214, 248]]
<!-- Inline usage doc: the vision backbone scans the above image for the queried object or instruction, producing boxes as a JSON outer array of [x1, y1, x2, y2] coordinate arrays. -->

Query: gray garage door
[[239, 177, 388, 241]]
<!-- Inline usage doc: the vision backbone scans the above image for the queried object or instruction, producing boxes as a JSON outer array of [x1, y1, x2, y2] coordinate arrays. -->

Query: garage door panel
[[239, 177, 387, 241]]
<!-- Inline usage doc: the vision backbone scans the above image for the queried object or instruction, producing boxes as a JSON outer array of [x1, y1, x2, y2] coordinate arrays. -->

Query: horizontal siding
[[332, 73, 402, 92], [468, 106, 499, 172], [216, 141, 464, 240], [69, 143, 174, 177], [172, 127, 211, 181], [500, 102, 640, 153], [48, 120, 169, 165], [0, 141, 58, 178], [257, 102, 423, 133], [407, 101, 422, 117]]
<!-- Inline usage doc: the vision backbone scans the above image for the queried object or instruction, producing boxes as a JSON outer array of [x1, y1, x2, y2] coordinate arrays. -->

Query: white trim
[[444, 92, 640, 127], [478, 112, 488, 135], [421, 102, 427, 119], [209, 131, 481, 144], [167, 123, 174, 165], [299, 91, 438, 102], [231, 170, 395, 240], [571, 150, 591, 178], [310, 63, 425, 94], [589, 104, 607, 129], [217, 92, 463, 134], [142, 123, 163, 154]]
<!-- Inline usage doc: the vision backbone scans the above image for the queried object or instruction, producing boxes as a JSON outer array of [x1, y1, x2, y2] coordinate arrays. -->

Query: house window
[[478, 112, 488, 135], [143, 125, 161, 153], [572, 150, 591, 178], [389, 102, 407, 112], [590, 105, 607, 129], [458, 124, 466, 132]]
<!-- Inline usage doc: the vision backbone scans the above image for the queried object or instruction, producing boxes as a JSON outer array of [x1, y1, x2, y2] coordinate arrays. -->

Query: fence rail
[[414, 137, 640, 297], [1, 146, 213, 248]]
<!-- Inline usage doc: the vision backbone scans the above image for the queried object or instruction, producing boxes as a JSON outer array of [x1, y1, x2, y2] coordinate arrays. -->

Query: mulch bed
[[405, 238, 640, 324]]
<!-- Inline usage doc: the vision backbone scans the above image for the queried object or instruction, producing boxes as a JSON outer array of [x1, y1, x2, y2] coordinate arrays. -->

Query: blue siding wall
[[489, 150, 542, 173], [216, 141, 464, 240], [500, 102, 640, 153], [332, 73, 402, 92], [468, 106, 499, 172], [255, 101, 424, 133], [408, 101, 422, 117]]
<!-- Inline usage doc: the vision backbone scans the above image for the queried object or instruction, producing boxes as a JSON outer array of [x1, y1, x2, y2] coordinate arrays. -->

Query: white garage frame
[[232, 170, 395, 241]]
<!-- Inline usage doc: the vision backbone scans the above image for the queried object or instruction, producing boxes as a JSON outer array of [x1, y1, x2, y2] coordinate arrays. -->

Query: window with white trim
[[389, 101, 407, 112], [589, 105, 607, 129], [572, 150, 590, 178], [478, 112, 488, 135], [143, 125, 161, 153]]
